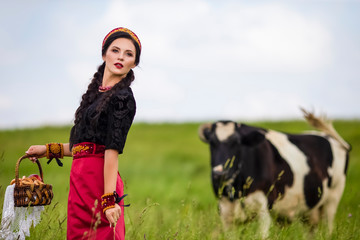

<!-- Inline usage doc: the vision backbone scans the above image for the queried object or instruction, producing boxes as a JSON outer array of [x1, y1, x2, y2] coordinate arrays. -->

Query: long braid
[[90, 70, 135, 127], [95, 69, 134, 112], [74, 29, 140, 126]]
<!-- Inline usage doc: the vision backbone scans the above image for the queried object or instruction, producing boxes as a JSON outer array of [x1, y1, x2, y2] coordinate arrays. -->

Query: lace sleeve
[[105, 90, 136, 153]]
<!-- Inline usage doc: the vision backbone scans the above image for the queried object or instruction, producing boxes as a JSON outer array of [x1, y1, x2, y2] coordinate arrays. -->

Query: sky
[[0, 0, 359, 129]]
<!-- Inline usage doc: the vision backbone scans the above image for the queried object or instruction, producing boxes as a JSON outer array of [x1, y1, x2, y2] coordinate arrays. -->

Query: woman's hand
[[105, 204, 122, 227], [25, 145, 46, 162]]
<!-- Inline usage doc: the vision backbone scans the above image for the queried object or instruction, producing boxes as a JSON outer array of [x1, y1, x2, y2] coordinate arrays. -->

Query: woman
[[25, 27, 141, 239]]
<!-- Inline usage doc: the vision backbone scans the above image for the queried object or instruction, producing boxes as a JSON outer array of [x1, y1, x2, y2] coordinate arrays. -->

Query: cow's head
[[199, 121, 265, 200]]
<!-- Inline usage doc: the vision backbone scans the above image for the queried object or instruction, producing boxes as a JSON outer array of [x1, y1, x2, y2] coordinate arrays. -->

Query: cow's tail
[[301, 107, 351, 151]]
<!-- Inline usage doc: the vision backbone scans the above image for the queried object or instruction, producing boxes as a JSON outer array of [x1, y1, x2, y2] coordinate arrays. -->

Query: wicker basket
[[13, 155, 54, 207]]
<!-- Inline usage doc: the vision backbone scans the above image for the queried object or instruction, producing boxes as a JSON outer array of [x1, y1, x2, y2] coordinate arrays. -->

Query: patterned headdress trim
[[102, 27, 141, 50]]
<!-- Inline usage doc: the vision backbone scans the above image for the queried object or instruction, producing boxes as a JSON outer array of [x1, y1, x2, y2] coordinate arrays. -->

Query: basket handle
[[15, 155, 44, 187]]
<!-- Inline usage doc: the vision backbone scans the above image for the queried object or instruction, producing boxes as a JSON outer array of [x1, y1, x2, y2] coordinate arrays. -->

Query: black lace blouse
[[69, 87, 136, 154]]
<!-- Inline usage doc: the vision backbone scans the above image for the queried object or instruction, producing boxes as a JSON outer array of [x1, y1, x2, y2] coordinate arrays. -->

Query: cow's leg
[[322, 201, 337, 233], [321, 178, 345, 234], [321, 145, 348, 234], [306, 207, 321, 234], [244, 191, 271, 239], [219, 197, 236, 229], [322, 194, 342, 234], [308, 207, 320, 226]]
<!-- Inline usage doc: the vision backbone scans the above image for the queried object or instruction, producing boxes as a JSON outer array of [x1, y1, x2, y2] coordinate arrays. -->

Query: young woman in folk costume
[[25, 27, 141, 239]]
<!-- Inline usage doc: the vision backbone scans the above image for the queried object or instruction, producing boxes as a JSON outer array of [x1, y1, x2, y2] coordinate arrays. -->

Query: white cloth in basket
[[0, 185, 44, 240]]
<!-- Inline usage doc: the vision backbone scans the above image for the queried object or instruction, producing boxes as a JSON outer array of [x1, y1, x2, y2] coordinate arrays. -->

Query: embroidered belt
[[72, 142, 106, 159]]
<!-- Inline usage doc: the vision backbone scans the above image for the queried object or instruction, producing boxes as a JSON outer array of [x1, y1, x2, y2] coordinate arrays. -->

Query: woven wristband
[[101, 191, 131, 214], [101, 193, 116, 214], [46, 143, 64, 167]]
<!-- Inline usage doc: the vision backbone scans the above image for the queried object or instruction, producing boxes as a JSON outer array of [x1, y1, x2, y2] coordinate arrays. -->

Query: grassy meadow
[[0, 120, 359, 239]]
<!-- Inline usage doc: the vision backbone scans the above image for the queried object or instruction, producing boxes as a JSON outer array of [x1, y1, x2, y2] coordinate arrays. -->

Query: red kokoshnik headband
[[102, 27, 141, 50]]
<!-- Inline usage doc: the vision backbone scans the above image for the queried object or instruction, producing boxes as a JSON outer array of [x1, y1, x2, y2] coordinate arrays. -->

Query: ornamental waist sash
[[72, 142, 105, 159]]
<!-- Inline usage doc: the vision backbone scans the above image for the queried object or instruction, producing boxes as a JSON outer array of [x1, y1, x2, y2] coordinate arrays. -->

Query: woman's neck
[[102, 71, 125, 87]]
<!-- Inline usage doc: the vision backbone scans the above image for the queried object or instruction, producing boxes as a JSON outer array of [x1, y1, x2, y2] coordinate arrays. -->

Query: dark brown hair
[[74, 31, 141, 125]]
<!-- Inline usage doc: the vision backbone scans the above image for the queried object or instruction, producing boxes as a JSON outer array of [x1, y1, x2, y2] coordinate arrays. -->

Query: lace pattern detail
[[0, 185, 44, 240], [70, 87, 136, 153]]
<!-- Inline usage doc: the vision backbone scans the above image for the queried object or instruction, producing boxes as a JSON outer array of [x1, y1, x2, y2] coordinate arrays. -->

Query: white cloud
[[0, 0, 358, 128], [0, 95, 12, 110], [133, 68, 185, 103], [77, 0, 334, 122], [95, 1, 332, 73], [66, 62, 97, 91], [0, 29, 26, 67], [223, 91, 305, 120]]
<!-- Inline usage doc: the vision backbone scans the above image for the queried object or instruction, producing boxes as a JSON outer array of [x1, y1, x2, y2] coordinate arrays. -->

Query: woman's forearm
[[63, 143, 72, 157], [103, 149, 119, 194], [27, 142, 72, 159]]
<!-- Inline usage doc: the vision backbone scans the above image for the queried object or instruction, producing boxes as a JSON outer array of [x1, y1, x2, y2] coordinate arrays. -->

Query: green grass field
[[0, 120, 359, 239]]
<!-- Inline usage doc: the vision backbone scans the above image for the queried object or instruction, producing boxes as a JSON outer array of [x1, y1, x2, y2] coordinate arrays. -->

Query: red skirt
[[67, 142, 125, 240]]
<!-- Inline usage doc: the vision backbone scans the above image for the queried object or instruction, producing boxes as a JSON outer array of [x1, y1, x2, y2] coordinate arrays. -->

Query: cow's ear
[[242, 131, 265, 146], [198, 123, 212, 143]]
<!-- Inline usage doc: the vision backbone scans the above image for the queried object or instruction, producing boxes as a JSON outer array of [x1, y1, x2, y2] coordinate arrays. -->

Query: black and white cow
[[198, 110, 350, 238]]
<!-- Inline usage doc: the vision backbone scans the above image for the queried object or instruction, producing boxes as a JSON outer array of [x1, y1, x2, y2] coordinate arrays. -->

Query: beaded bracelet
[[101, 191, 130, 214], [101, 192, 116, 214], [46, 143, 64, 167]]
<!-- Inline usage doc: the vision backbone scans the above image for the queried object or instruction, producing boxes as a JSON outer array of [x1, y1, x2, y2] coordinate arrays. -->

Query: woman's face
[[102, 38, 137, 79]]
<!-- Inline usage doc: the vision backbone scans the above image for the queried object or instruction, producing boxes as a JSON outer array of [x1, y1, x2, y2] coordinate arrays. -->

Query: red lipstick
[[114, 63, 123, 69]]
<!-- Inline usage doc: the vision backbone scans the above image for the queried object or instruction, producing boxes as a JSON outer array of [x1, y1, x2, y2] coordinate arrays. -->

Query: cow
[[198, 109, 350, 239]]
